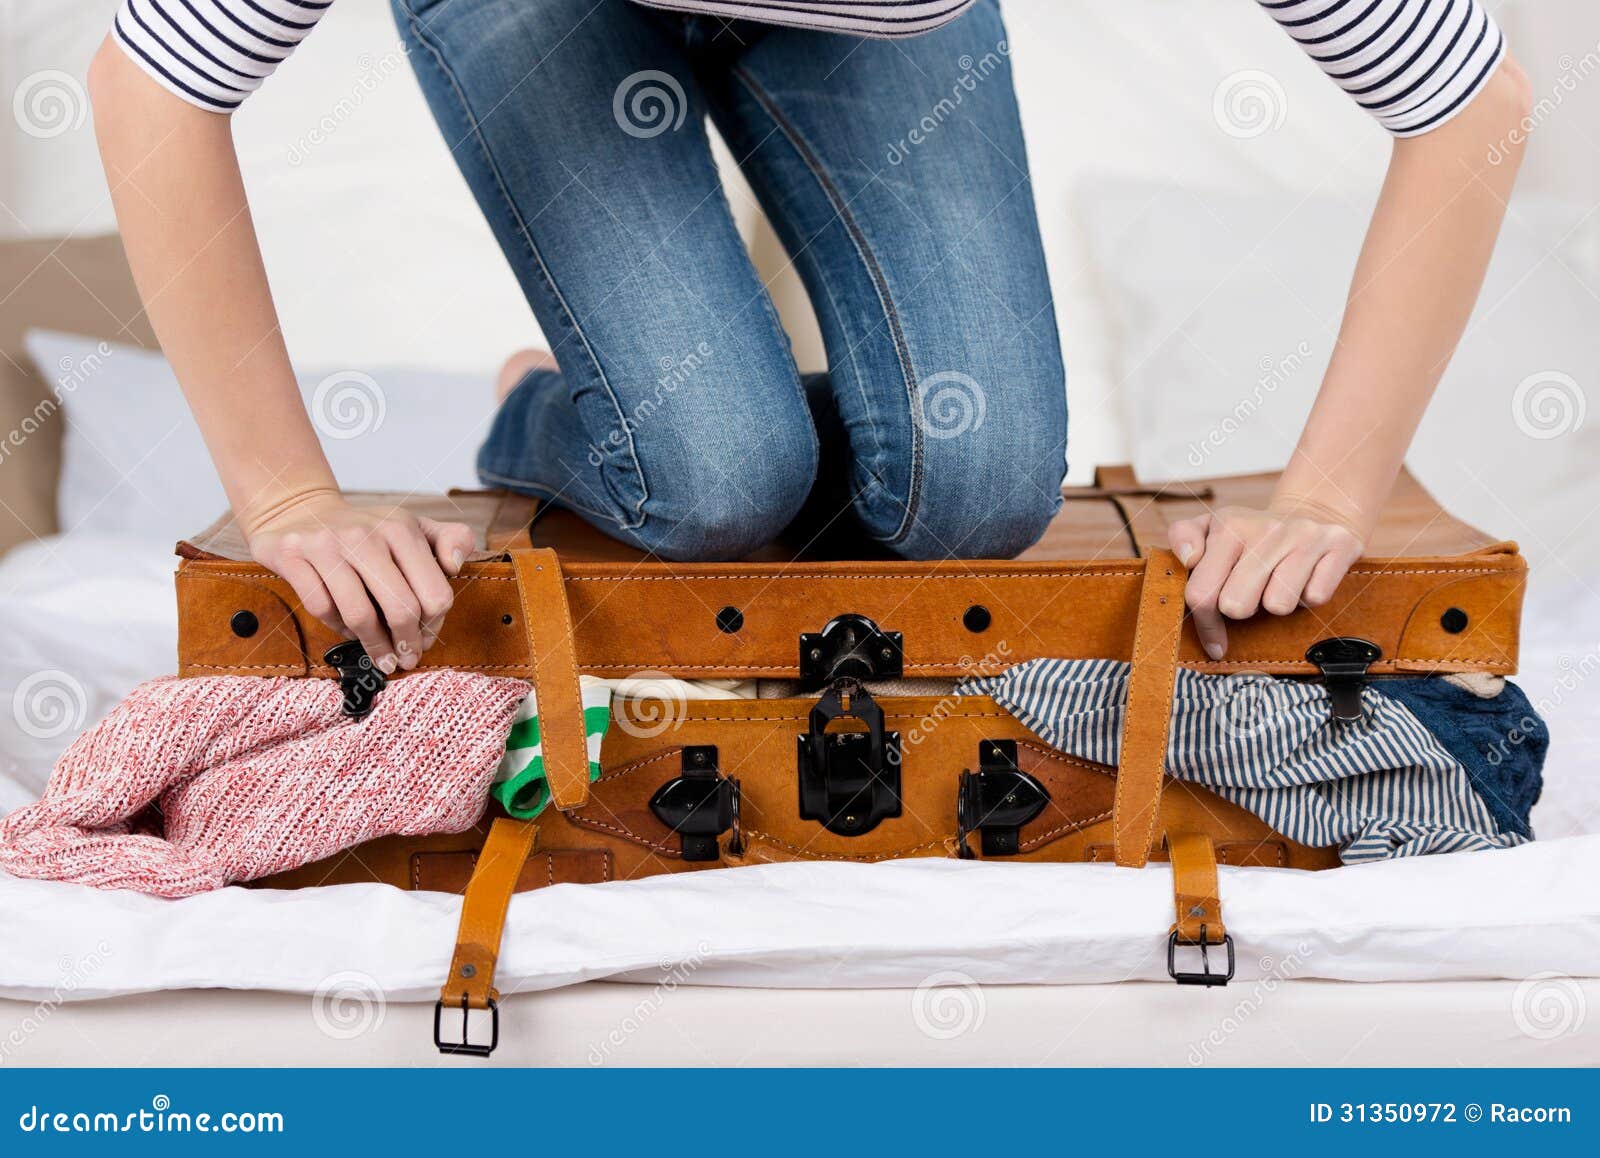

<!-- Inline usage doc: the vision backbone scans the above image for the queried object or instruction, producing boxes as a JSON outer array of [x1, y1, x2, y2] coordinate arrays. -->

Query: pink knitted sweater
[[0, 672, 528, 897]]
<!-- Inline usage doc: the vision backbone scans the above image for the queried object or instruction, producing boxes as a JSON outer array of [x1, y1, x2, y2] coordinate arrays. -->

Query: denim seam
[[730, 64, 924, 546], [397, 3, 649, 531]]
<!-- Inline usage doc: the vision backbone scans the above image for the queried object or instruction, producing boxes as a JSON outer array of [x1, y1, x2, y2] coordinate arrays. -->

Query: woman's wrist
[[1266, 486, 1374, 542], [233, 477, 345, 539]]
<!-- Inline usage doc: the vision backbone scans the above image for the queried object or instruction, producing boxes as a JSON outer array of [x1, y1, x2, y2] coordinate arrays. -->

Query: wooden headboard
[[0, 234, 156, 554]]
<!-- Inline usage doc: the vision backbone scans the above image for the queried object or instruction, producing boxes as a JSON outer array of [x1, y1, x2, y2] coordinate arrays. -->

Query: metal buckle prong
[[433, 993, 499, 1057], [1166, 926, 1235, 987]]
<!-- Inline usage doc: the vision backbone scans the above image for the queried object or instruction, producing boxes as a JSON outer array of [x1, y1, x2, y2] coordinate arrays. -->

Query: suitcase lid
[[177, 466, 1498, 564]]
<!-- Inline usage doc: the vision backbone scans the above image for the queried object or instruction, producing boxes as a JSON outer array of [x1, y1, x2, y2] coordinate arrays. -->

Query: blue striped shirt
[[113, 0, 1505, 136]]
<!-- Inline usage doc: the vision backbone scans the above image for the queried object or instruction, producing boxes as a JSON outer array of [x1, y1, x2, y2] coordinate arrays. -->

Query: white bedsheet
[[1, 534, 1596, 1003]]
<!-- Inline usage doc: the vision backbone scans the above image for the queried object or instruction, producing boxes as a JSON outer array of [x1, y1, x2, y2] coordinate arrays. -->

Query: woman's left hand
[[1167, 502, 1367, 660]]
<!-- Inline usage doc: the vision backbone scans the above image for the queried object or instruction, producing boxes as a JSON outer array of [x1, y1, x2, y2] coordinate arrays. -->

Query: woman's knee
[[892, 363, 1068, 560], [629, 419, 819, 561]]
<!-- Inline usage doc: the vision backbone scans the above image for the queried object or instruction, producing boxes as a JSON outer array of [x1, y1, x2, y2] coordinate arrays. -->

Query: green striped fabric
[[491, 678, 613, 819]]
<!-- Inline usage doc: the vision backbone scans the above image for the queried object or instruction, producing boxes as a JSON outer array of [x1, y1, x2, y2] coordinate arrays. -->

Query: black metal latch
[[798, 614, 903, 688], [323, 641, 387, 719], [956, 740, 1050, 858], [648, 747, 741, 861], [797, 678, 901, 836], [1305, 637, 1382, 722]]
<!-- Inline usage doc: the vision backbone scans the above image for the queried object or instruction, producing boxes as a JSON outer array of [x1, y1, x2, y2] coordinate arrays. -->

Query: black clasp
[[1167, 928, 1235, 987], [798, 614, 903, 688], [956, 740, 1050, 859], [323, 641, 387, 719], [433, 994, 498, 1057], [797, 679, 901, 836], [1305, 637, 1381, 722], [648, 746, 741, 861]]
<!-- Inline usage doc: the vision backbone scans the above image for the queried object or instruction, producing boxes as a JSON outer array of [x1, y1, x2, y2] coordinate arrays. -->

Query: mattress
[[5, 980, 1595, 1067]]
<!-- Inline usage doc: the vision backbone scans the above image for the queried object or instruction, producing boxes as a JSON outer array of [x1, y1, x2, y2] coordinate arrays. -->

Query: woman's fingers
[[385, 517, 457, 650], [1217, 526, 1295, 621], [313, 555, 399, 674], [417, 516, 475, 576], [274, 553, 342, 636], [1261, 545, 1322, 616], [349, 539, 426, 670], [1167, 514, 1211, 568], [1184, 518, 1245, 661], [1304, 533, 1365, 606]]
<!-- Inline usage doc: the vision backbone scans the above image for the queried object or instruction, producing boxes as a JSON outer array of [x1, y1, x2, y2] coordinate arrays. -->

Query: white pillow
[[1075, 179, 1600, 574], [25, 330, 495, 542]]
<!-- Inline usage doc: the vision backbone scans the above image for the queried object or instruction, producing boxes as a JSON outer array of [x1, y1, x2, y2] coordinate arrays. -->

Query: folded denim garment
[[959, 660, 1546, 863]]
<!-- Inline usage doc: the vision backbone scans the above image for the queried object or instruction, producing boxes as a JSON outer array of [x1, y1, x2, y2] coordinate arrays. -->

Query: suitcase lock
[[956, 740, 1051, 858], [649, 747, 741, 862], [323, 642, 387, 719], [798, 614, 903, 688], [1305, 637, 1381, 722], [797, 678, 902, 836]]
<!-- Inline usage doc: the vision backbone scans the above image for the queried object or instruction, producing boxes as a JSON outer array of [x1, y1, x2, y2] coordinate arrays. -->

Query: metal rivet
[[963, 605, 992, 633], [459, 964, 476, 979], [501, 614, 514, 626], [1440, 607, 1469, 634], [229, 610, 259, 638], [715, 606, 744, 634]]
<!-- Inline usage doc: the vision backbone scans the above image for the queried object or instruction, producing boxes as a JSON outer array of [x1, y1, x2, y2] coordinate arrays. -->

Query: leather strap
[[1167, 831, 1226, 943], [509, 548, 591, 811], [1094, 465, 1173, 558], [439, 817, 539, 1010], [1112, 548, 1188, 867]]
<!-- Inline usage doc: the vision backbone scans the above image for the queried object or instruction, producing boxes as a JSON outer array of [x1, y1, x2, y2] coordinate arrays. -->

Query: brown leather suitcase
[[172, 464, 1524, 1052]]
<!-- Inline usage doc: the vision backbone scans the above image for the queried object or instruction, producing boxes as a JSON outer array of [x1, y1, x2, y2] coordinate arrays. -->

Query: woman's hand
[[1167, 500, 1366, 660], [246, 493, 476, 674]]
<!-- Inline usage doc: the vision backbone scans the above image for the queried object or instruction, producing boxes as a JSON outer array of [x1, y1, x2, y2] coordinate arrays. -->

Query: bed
[[3, 0, 1598, 1067]]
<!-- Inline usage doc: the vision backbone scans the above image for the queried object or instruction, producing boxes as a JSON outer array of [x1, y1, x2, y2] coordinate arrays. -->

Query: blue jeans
[[393, 0, 1066, 560]]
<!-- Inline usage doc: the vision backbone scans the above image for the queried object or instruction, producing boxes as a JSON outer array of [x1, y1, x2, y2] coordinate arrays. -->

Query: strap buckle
[[1166, 927, 1235, 987], [434, 994, 499, 1057]]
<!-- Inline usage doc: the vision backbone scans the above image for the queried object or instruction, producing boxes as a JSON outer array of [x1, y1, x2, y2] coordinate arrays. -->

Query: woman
[[91, 0, 1530, 674]]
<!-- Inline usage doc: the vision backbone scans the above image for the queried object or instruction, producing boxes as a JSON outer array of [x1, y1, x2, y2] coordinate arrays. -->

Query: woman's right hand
[[246, 492, 477, 674]]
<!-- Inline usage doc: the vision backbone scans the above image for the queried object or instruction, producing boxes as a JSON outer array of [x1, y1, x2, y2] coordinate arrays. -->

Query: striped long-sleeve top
[[113, 0, 1506, 137]]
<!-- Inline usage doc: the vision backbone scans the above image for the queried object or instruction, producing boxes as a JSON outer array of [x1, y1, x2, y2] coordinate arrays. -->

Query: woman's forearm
[[88, 38, 335, 529], [1275, 58, 1535, 533]]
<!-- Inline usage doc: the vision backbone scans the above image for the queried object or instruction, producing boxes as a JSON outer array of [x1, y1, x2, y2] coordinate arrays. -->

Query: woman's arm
[[88, 39, 473, 674], [1169, 57, 1534, 658]]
